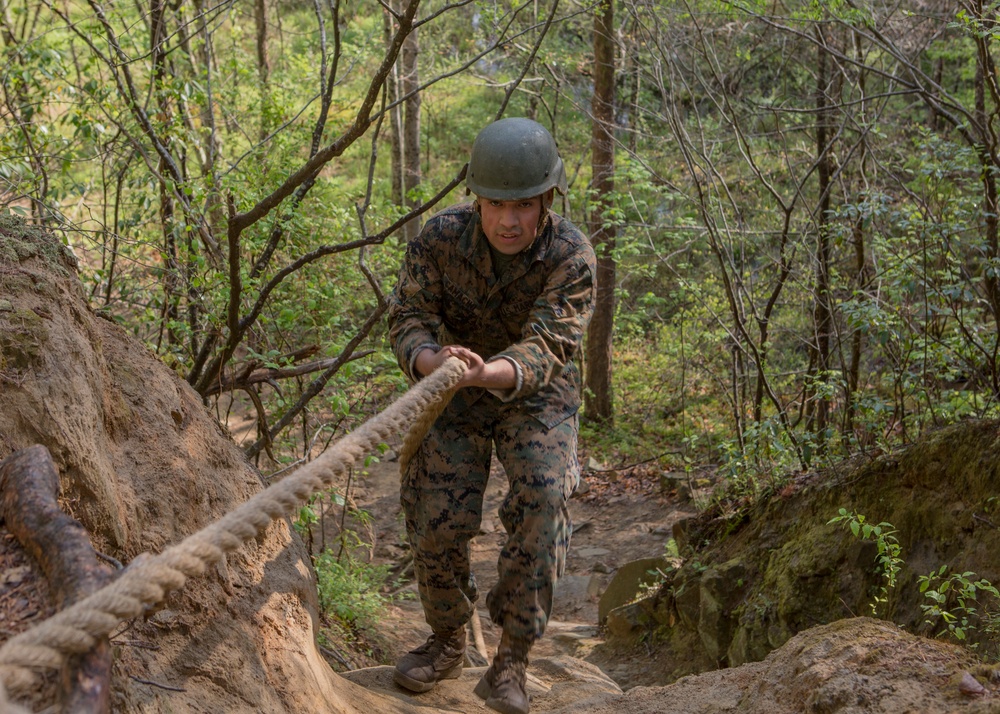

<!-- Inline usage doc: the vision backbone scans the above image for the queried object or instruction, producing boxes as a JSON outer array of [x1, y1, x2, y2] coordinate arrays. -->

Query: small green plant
[[828, 508, 902, 617], [294, 500, 319, 536], [918, 565, 1000, 644], [639, 537, 684, 597], [293, 489, 346, 553], [663, 536, 681, 561], [313, 549, 396, 628]]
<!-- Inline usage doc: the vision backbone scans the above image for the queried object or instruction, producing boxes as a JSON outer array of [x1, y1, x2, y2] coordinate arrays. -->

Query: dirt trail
[[347, 452, 695, 687], [335, 453, 1000, 714], [224, 389, 692, 689]]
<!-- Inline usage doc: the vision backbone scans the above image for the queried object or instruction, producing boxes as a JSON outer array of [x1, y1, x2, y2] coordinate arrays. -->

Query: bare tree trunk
[[974, 34, 1000, 396], [384, 5, 404, 207], [255, 0, 270, 141], [928, 55, 943, 131], [845, 29, 870, 442], [810, 28, 833, 443], [584, 0, 616, 423], [150, 0, 181, 353], [626, 21, 640, 155], [401, 13, 421, 241]]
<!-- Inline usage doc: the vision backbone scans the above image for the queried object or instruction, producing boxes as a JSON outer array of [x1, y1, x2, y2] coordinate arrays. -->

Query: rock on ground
[[551, 618, 998, 714], [343, 618, 997, 714]]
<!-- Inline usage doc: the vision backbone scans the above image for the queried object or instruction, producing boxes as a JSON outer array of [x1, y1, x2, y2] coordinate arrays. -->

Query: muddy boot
[[393, 629, 466, 693], [474, 633, 530, 714]]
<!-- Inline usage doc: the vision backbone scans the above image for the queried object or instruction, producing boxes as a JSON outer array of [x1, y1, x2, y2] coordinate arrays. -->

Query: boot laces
[[414, 631, 463, 657]]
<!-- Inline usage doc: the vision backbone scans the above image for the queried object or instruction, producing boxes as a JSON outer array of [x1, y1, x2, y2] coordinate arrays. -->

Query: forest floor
[[2, 410, 993, 714], [307, 440, 1000, 714]]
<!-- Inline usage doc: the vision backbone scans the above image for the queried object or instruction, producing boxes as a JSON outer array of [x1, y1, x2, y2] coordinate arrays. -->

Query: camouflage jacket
[[388, 202, 597, 428]]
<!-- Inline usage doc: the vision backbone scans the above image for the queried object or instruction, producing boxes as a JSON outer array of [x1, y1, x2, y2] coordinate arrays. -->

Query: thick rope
[[0, 357, 466, 713], [395, 374, 493, 662], [397, 371, 461, 477]]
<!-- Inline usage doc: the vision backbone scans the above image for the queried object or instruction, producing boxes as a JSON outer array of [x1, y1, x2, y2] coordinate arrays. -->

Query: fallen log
[[0, 445, 112, 713]]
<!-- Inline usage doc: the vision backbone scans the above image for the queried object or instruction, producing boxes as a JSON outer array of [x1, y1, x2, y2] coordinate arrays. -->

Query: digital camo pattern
[[400, 396, 579, 643], [388, 201, 595, 646], [388, 201, 596, 429]]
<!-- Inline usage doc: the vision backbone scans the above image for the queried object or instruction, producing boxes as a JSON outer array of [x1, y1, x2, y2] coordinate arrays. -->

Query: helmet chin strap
[[537, 192, 552, 233]]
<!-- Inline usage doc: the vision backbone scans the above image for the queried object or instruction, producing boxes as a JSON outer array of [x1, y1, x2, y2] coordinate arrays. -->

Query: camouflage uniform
[[388, 201, 596, 644]]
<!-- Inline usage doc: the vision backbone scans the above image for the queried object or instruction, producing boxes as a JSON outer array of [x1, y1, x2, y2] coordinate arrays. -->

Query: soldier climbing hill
[[387, 117, 597, 714]]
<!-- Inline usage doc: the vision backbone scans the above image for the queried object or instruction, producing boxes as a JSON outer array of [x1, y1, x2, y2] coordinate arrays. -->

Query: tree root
[[0, 445, 113, 713]]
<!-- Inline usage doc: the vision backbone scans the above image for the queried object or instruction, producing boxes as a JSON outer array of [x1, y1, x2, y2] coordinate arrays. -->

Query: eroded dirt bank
[[0, 218, 412, 712], [601, 419, 1000, 689]]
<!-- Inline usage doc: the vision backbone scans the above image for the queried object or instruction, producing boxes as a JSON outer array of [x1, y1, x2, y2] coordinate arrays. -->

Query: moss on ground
[[0, 214, 77, 275]]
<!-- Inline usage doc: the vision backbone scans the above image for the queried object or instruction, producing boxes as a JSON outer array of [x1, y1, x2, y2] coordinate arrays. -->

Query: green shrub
[[313, 549, 395, 629], [919, 566, 1000, 646], [828, 508, 902, 618]]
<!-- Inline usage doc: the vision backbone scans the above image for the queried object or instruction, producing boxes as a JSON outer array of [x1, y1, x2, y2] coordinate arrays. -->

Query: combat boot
[[393, 629, 466, 693], [474, 632, 530, 714]]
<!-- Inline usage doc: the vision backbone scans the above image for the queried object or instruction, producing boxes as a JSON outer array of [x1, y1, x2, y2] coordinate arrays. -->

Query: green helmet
[[466, 117, 567, 200]]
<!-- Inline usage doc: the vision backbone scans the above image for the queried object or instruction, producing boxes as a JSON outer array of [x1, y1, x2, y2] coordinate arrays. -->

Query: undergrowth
[[308, 540, 409, 668], [831, 508, 1000, 658], [314, 549, 396, 628]]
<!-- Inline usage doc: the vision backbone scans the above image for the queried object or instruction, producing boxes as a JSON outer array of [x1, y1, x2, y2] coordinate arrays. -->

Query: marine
[[388, 117, 597, 714]]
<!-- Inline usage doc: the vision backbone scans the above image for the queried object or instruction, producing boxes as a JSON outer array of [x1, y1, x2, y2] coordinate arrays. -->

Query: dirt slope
[[0, 219, 415, 712]]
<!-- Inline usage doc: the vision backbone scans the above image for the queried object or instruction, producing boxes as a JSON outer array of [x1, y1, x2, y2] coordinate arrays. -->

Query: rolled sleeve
[[485, 355, 523, 400]]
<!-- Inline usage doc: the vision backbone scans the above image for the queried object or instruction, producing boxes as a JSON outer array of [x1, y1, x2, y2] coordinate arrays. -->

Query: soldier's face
[[477, 195, 543, 255]]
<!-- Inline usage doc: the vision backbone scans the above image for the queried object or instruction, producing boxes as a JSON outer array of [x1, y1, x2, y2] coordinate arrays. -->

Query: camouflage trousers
[[400, 392, 579, 644]]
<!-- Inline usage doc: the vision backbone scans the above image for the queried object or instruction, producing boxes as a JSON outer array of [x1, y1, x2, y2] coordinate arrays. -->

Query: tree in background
[[393, 0, 422, 242], [585, 0, 616, 424]]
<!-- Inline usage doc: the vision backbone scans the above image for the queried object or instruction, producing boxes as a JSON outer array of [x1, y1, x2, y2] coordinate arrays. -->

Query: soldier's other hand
[[414, 345, 481, 378], [440, 345, 485, 374], [447, 347, 516, 391], [416, 346, 514, 391], [414, 347, 453, 377]]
